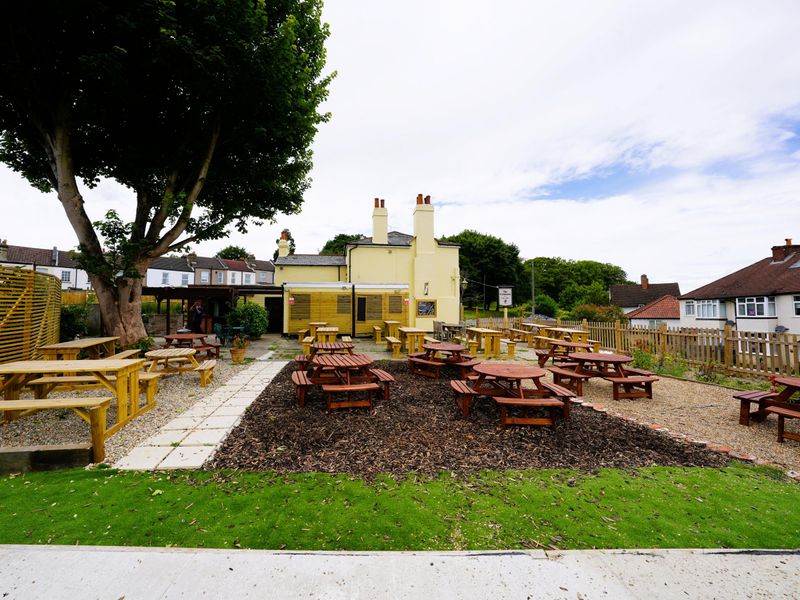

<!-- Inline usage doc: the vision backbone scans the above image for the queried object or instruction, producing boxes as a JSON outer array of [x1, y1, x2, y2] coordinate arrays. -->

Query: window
[[61, 271, 71, 283], [648, 319, 663, 328], [337, 295, 351, 315], [697, 299, 725, 319], [161, 272, 169, 285], [684, 301, 694, 316], [736, 296, 776, 317], [200, 271, 209, 284], [259, 271, 267, 282], [388, 295, 403, 314], [231, 272, 237, 284], [216, 271, 223, 284], [366, 296, 382, 320], [181, 274, 189, 286], [244, 274, 252, 284], [795, 296, 800, 317]]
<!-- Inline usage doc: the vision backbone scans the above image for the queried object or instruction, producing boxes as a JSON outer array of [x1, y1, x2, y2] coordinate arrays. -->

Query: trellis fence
[[467, 313, 799, 379], [0, 267, 61, 363]]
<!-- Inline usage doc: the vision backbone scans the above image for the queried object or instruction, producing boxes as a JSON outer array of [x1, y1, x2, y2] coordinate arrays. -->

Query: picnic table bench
[[385, 336, 402, 358]]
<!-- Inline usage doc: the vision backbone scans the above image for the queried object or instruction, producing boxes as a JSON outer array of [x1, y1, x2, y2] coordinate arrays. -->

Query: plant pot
[[230, 347, 247, 364]]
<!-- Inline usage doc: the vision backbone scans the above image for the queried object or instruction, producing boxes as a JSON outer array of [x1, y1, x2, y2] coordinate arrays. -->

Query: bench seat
[[195, 359, 216, 387], [112, 349, 141, 359], [733, 390, 779, 426], [548, 366, 593, 396], [408, 357, 443, 379], [372, 325, 382, 343], [765, 405, 800, 443], [291, 370, 312, 407], [499, 338, 517, 358], [454, 358, 482, 378], [369, 368, 395, 401], [493, 395, 565, 427], [623, 366, 655, 377], [384, 336, 402, 358], [28, 373, 161, 407], [450, 379, 478, 417], [297, 328, 310, 343], [302, 336, 315, 354], [603, 375, 658, 400], [321, 383, 380, 412]]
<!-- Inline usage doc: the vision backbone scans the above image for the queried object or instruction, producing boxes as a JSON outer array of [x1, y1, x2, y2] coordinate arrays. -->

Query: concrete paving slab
[[157, 446, 216, 469], [141, 430, 189, 447], [0, 546, 797, 599], [196, 415, 240, 429], [180, 429, 230, 446], [114, 446, 173, 470], [161, 416, 204, 431]]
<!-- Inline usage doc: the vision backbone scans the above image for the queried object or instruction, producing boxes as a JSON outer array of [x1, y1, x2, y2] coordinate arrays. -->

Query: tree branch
[[145, 169, 179, 243]]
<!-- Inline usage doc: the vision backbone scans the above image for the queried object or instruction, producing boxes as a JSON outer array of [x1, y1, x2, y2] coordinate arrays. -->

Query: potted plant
[[229, 335, 249, 364]]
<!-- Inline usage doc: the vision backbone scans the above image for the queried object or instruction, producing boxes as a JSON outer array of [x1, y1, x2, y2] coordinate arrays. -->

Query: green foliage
[[216, 245, 250, 260], [126, 336, 155, 353], [534, 294, 558, 317], [229, 303, 269, 338], [59, 304, 89, 341], [320, 233, 364, 255], [569, 303, 625, 322], [632, 349, 655, 370], [0, 465, 797, 550], [524, 257, 629, 308]]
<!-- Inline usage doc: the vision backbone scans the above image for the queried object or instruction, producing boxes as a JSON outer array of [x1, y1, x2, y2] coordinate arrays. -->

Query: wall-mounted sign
[[417, 300, 436, 317], [498, 287, 513, 307], [289, 297, 295, 305]]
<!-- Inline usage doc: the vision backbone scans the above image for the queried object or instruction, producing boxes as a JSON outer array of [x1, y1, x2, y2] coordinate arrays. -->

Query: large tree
[[216, 245, 251, 260], [0, 1, 332, 344], [320, 233, 364, 255]]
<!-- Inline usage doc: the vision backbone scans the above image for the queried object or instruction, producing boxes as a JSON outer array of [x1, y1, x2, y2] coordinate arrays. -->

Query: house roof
[[150, 256, 193, 272], [610, 282, 681, 307], [274, 254, 346, 266], [350, 230, 459, 247], [249, 259, 274, 272], [681, 251, 800, 300], [220, 259, 255, 273], [192, 256, 228, 270], [625, 295, 680, 319], [4, 245, 78, 268]]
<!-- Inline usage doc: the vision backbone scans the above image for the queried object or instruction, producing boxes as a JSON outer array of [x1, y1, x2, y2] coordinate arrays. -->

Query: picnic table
[[422, 342, 468, 364], [145, 348, 200, 373], [310, 342, 354, 356], [466, 327, 501, 357], [308, 322, 328, 338], [315, 327, 339, 343], [163, 333, 220, 359], [0, 358, 146, 436], [311, 353, 374, 385], [383, 320, 401, 339], [536, 338, 592, 367], [470, 362, 547, 398], [736, 376, 800, 426], [398, 327, 427, 354], [568, 352, 633, 377], [38, 337, 119, 360], [538, 327, 589, 344]]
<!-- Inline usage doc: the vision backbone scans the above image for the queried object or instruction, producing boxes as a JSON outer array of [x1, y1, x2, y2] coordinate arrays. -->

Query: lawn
[[2, 463, 798, 550]]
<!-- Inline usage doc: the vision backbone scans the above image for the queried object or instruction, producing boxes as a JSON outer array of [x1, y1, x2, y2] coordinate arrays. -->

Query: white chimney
[[277, 230, 290, 258], [372, 198, 388, 245], [51, 246, 58, 266], [413, 194, 435, 253]]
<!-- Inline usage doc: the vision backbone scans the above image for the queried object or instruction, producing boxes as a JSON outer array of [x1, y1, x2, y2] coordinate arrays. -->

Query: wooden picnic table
[[311, 353, 374, 385], [536, 338, 592, 367], [383, 320, 401, 339], [145, 348, 200, 373], [315, 327, 339, 343], [568, 352, 633, 378], [0, 358, 145, 436], [539, 327, 589, 344], [308, 322, 328, 338], [470, 362, 547, 398], [310, 342, 354, 356], [398, 327, 427, 354], [38, 337, 119, 360], [162, 333, 220, 359], [466, 327, 502, 357], [507, 327, 536, 345], [422, 342, 468, 364]]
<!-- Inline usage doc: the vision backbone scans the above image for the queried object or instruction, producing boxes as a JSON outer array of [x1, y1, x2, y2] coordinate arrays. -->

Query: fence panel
[[0, 267, 61, 363]]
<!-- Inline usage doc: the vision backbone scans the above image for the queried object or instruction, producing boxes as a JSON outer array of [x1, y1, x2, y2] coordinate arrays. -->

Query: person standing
[[189, 300, 205, 333]]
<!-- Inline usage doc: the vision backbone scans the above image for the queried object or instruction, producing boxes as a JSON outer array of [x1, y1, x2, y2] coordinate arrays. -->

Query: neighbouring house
[[219, 259, 256, 286], [146, 256, 195, 287], [247, 258, 275, 285], [190, 255, 228, 286], [679, 238, 800, 333], [625, 295, 681, 329], [610, 275, 681, 313], [0, 240, 91, 290], [274, 195, 460, 334]]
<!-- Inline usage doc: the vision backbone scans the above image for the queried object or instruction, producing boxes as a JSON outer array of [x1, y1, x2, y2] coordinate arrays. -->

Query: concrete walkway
[[115, 355, 289, 470], [0, 545, 797, 599]]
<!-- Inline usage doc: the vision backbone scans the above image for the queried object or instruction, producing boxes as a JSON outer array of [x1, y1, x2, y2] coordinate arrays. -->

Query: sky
[[3, 0, 800, 293]]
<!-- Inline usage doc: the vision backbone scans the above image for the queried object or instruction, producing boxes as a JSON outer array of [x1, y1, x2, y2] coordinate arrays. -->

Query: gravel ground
[[0, 359, 251, 465], [579, 375, 800, 471]]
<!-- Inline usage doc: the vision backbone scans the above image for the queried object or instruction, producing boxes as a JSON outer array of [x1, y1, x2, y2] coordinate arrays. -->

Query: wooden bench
[[603, 375, 658, 400], [372, 326, 382, 343], [493, 396, 565, 428], [0, 397, 111, 462], [765, 405, 800, 443], [548, 367, 593, 396], [297, 328, 310, 343], [321, 383, 380, 412], [369, 368, 395, 401], [385, 336, 402, 358], [588, 339, 601, 352], [623, 366, 655, 377], [467, 339, 479, 355], [450, 380, 478, 417], [193, 344, 220, 360], [408, 357, 443, 379], [291, 370, 312, 407], [500, 338, 517, 358], [302, 336, 315, 355], [294, 354, 310, 371], [424, 336, 439, 345], [733, 390, 779, 426], [340, 335, 352, 343], [455, 358, 482, 378], [112, 349, 141, 359], [195, 359, 216, 387], [29, 373, 161, 408], [541, 381, 577, 418]]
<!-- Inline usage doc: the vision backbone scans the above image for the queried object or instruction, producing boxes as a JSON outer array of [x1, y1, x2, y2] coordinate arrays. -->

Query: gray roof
[[274, 254, 346, 266], [192, 256, 228, 270], [249, 259, 275, 272], [350, 231, 458, 247], [150, 256, 194, 272], [4, 245, 78, 268]]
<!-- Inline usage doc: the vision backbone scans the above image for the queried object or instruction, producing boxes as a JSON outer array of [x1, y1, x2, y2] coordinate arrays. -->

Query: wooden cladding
[[336, 294, 351, 315], [388, 295, 403, 314], [286, 289, 408, 336], [289, 294, 311, 320], [0, 267, 61, 364], [365, 296, 382, 320]]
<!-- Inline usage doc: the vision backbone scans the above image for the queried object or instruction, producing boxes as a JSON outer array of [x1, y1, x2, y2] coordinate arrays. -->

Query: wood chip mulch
[[208, 361, 728, 477]]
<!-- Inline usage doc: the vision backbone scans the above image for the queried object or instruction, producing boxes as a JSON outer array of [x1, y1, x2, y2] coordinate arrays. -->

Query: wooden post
[[475, 306, 479, 327], [614, 320, 622, 353], [659, 321, 668, 358], [581, 318, 588, 331], [723, 324, 733, 370], [503, 308, 508, 331], [556, 317, 562, 326]]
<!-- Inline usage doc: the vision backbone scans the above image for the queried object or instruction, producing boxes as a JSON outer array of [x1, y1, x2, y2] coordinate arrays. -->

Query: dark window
[[356, 297, 366, 322]]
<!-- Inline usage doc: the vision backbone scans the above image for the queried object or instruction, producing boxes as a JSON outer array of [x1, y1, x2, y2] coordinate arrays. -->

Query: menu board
[[417, 300, 436, 317]]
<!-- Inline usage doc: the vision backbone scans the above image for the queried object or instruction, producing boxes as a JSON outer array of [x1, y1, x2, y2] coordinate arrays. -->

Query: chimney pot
[[787, 238, 793, 246], [424, 195, 431, 205], [374, 198, 379, 208], [641, 274, 648, 290], [416, 194, 423, 205], [380, 199, 385, 208]]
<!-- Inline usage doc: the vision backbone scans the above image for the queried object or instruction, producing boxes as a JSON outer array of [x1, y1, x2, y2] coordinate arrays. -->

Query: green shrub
[[533, 294, 558, 317], [229, 303, 269, 338], [631, 348, 654, 370], [569, 303, 625, 322], [658, 353, 688, 378], [127, 336, 155, 353], [60, 304, 89, 341]]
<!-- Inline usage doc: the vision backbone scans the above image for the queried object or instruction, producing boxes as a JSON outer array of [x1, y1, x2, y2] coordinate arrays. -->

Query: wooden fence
[[0, 267, 61, 363], [467, 312, 800, 379]]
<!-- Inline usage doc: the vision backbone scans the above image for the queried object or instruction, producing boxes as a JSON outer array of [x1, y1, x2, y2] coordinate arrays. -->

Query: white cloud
[[2, 0, 800, 292]]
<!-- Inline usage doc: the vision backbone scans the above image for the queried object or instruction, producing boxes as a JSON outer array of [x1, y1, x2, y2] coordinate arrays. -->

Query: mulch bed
[[209, 361, 728, 477]]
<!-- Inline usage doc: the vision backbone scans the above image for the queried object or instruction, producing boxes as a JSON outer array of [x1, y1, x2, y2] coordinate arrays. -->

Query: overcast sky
[[3, 0, 800, 292]]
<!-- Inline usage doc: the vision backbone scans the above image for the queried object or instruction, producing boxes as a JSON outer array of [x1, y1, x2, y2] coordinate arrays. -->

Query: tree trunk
[[91, 274, 148, 347]]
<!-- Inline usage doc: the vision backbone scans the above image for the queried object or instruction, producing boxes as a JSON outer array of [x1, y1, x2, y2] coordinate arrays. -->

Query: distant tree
[[320, 233, 364, 255], [533, 294, 558, 317], [569, 303, 626, 322], [524, 257, 628, 310], [216, 245, 250, 260], [0, 1, 332, 344], [273, 228, 297, 260]]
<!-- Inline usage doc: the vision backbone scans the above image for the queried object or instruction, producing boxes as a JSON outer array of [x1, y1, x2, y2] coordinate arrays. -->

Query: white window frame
[[697, 299, 725, 319], [794, 295, 800, 317], [61, 270, 71, 283], [684, 300, 694, 316], [181, 273, 189, 286], [736, 296, 776, 318], [216, 271, 223, 284], [231, 272, 237, 284], [244, 273, 252, 285], [200, 271, 209, 284], [161, 272, 169, 285], [259, 271, 267, 282]]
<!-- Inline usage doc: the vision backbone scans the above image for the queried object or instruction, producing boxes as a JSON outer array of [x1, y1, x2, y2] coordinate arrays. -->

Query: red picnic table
[[310, 353, 374, 385], [422, 342, 468, 364], [310, 342, 354, 356], [536, 339, 592, 367], [162, 333, 220, 359], [568, 352, 633, 377]]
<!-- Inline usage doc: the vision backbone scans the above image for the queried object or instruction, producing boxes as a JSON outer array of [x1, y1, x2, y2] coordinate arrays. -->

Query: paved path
[[115, 355, 289, 470], [0, 545, 797, 599]]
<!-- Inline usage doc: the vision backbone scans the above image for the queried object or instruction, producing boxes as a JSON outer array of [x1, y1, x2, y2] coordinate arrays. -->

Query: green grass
[[1, 464, 798, 550]]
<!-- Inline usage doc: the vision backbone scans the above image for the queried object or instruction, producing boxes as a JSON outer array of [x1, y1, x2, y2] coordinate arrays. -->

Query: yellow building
[[274, 194, 460, 335]]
